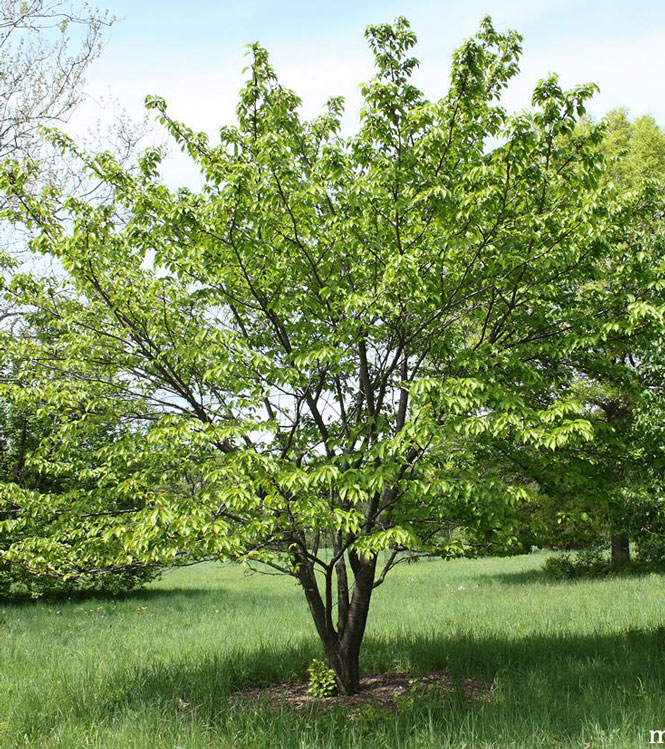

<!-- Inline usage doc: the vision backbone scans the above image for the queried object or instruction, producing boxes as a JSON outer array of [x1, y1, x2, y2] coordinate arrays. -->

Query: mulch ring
[[229, 671, 492, 714]]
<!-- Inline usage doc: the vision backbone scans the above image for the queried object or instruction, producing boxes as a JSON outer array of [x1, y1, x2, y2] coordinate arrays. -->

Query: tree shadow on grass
[[0, 584, 226, 608], [110, 586, 222, 603], [1, 576, 303, 608], [363, 626, 665, 743], [485, 567, 554, 586], [24, 625, 664, 747], [488, 566, 665, 587]]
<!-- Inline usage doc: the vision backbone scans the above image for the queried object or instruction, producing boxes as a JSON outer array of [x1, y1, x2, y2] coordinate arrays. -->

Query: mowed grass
[[2, 553, 665, 748]]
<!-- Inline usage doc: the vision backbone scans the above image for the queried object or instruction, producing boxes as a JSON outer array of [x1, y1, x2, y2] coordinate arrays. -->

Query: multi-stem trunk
[[296, 548, 376, 695]]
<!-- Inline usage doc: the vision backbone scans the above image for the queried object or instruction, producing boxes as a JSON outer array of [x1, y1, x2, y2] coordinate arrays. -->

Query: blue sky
[[73, 0, 665, 185]]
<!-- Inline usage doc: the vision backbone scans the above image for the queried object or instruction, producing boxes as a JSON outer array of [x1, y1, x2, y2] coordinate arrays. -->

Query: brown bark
[[611, 534, 630, 570], [295, 548, 376, 695]]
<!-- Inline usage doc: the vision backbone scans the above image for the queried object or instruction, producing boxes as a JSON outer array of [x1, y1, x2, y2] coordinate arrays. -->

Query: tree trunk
[[323, 638, 361, 695], [295, 548, 376, 695], [611, 534, 630, 570]]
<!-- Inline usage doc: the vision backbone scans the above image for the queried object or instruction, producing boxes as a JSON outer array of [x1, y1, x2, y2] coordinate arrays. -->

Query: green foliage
[[0, 333, 162, 600], [622, 491, 665, 572], [602, 109, 665, 189], [0, 562, 158, 601], [542, 547, 612, 580], [306, 659, 337, 698]]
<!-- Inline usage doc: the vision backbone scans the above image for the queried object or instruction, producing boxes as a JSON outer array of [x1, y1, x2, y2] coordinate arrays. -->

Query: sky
[[71, 0, 665, 186]]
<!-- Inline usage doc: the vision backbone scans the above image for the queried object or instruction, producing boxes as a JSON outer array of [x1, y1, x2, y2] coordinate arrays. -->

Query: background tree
[[0, 0, 112, 167], [592, 110, 665, 568], [500, 109, 665, 571], [0, 0, 153, 269], [603, 109, 665, 189], [1, 17, 661, 693], [0, 1, 160, 599]]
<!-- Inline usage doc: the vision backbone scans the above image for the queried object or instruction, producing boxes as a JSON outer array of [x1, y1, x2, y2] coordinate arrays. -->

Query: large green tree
[[1, 18, 660, 693], [471, 108, 665, 569], [590, 109, 665, 567]]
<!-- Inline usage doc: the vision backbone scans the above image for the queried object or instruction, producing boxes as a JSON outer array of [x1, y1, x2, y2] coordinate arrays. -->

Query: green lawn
[[2, 552, 665, 748]]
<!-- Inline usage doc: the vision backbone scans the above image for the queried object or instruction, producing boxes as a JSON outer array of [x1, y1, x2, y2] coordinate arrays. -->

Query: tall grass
[[2, 552, 665, 747]]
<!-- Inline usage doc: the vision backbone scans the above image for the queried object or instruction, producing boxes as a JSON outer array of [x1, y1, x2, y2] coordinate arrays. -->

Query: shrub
[[543, 547, 613, 580], [306, 659, 337, 698], [633, 534, 665, 573]]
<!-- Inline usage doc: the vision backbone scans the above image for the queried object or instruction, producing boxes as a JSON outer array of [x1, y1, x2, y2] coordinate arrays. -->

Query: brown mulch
[[229, 671, 492, 713]]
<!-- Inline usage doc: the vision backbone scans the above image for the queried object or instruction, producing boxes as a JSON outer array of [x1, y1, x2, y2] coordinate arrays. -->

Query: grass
[[2, 551, 665, 747]]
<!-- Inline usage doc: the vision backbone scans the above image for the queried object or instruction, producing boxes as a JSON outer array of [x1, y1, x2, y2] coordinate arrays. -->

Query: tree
[[474, 108, 665, 571], [0, 0, 113, 308], [1, 17, 660, 693], [0, 0, 112, 165], [553, 110, 665, 569], [603, 109, 665, 190], [0, 0, 151, 270], [597, 109, 665, 568], [0, 1, 163, 599]]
